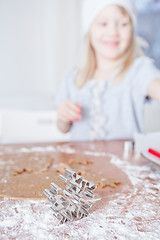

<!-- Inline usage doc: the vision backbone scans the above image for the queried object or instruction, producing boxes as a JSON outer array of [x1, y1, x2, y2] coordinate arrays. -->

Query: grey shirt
[[54, 56, 160, 141]]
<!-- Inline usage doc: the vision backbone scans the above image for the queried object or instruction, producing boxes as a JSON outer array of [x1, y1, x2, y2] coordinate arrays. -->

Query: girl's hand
[[57, 99, 82, 124]]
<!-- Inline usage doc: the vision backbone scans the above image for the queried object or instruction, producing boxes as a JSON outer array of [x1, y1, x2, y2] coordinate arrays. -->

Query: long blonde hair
[[76, 8, 144, 88]]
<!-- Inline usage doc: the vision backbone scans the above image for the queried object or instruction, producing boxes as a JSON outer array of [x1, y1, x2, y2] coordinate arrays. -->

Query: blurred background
[[0, 0, 160, 143]]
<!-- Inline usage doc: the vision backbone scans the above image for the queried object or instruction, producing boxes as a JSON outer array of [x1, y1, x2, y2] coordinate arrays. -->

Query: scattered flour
[[0, 145, 160, 240]]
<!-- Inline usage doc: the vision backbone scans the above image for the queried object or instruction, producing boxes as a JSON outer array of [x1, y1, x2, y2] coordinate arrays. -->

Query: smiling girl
[[55, 0, 160, 141]]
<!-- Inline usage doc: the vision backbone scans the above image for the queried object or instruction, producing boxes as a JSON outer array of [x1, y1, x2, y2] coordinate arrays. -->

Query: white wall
[[0, 0, 82, 110]]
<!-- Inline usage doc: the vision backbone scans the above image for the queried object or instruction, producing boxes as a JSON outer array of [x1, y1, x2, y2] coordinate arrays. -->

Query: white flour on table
[[0, 145, 160, 240]]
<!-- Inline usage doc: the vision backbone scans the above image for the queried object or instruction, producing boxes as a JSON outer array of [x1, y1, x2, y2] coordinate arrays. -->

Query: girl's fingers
[[57, 100, 82, 123], [59, 110, 82, 123], [58, 109, 82, 123], [58, 114, 72, 123], [66, 100, 82, 113]]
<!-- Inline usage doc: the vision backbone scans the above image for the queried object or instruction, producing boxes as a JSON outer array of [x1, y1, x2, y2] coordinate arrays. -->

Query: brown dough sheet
[[0, 151, 122, 199]]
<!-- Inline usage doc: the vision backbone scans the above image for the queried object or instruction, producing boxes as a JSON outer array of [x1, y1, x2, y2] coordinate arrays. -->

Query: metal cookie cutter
[[44, 169, 97, 224]]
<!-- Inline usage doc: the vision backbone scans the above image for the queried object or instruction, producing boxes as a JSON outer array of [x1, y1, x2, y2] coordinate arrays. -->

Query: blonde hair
[[76, 7, 143, 88]]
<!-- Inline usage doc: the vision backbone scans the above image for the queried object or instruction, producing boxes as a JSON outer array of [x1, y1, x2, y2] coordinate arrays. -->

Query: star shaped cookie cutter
[[44, 169, 97, 224]]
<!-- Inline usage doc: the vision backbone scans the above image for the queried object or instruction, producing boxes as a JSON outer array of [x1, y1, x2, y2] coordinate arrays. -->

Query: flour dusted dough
[[55, 163, 121, 189], [0, 151, 121, 199], [0, 152, 55, 199]]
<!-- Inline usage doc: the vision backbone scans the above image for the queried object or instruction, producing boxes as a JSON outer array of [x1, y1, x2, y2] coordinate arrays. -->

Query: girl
[[55, 0, 160, 141]]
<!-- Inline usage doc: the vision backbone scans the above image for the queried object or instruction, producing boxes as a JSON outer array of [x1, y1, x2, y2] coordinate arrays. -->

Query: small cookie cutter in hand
[[44, 169, 97, 224]]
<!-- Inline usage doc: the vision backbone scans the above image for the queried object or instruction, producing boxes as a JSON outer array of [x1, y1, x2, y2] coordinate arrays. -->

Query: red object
[[148, 148, 160, 158]]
